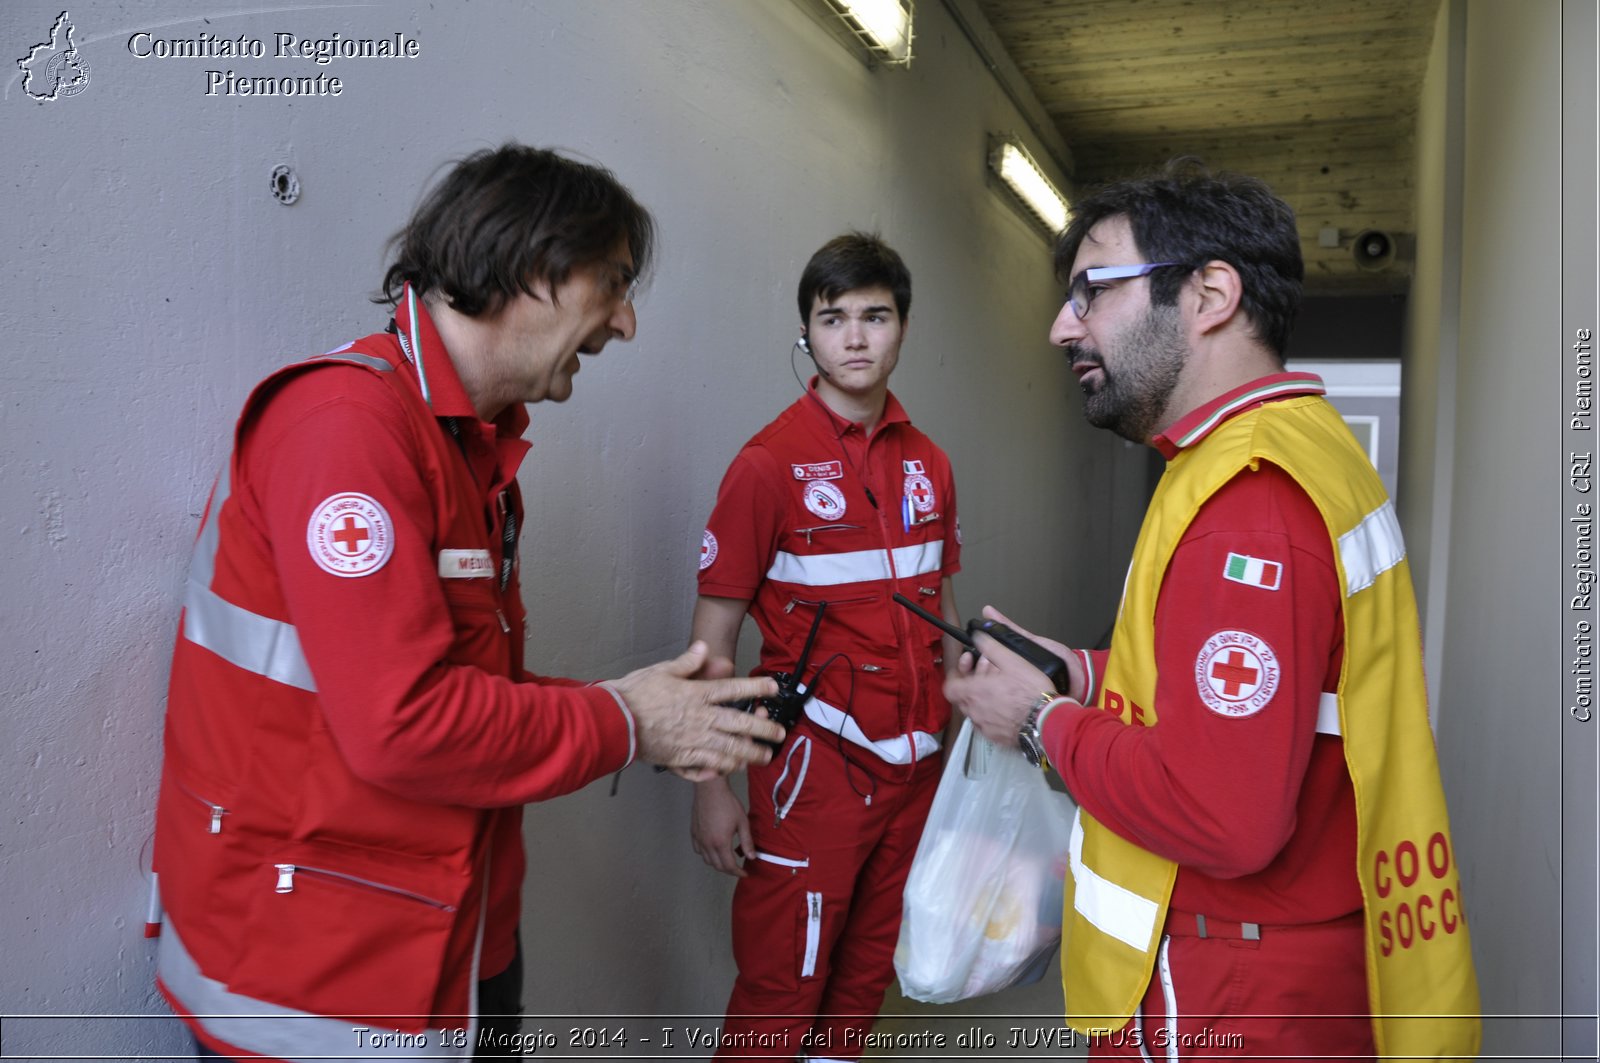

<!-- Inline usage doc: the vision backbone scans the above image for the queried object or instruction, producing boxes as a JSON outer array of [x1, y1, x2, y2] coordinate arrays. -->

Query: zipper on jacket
[[784, 594, 873, 614], [794, 523, 863, 545], [272, 863, 458, 911], [495, 608, 510, 634], [801, 892, 823, 977], [175, 780, 228, 834]]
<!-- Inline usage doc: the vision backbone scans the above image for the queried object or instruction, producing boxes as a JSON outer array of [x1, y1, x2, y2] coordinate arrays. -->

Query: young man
[[151, 144, 783, 1062], [691, 233, 963, 1060], [945, 164, 1480, 1060]]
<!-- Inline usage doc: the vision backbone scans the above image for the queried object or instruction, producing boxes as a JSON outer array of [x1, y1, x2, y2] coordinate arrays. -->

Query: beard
[[1068, 302, 1188, 443]]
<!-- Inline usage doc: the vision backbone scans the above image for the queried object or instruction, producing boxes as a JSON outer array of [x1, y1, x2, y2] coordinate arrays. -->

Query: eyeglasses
[[603, 262, 641, 305], [1065, 261, 1189, 319]]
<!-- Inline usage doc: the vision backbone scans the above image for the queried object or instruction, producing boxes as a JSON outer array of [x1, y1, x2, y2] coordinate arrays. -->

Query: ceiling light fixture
[[988, 136, 1070, 236], [826, 0, 914, 66]]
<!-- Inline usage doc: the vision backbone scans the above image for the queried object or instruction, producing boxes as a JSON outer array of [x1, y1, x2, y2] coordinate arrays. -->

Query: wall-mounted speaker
[[1352, 229, 1396, 271]]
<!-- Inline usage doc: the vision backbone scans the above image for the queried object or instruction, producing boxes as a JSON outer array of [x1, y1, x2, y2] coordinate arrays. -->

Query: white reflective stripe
[[1069, 808, 1161, 952], [179, 344, 399, 693], [188, 465, 230, 589], [407, 286, 432, 407], [145, 873, 163, 933], [314, 348, 393, 374], [464, 852, 488, 1053], [596, 683, 637, 767], [1134, 1007, 1154, 1063], [1157, 936, 1178, 1063], [801, 891, 822, 977], [1077, 648, 1097, 704], [802, 696, 941, 765], [890, 541, 942, 577], [1339, 500, 1406, 596], [772, 736, 812, 823], [1316, 691, 1342, 736], [157, 924, 465, 1061], [183, 578, 317, 691], [753, 851, 810, 869], [766, 541, 944, 587]]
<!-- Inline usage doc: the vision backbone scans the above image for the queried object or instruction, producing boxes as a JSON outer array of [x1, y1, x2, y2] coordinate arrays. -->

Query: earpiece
[[797, 333, 830, 379]]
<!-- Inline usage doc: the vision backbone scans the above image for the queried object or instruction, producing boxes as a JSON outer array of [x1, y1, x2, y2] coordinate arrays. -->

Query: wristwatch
[[1019, 691, 1057, 768]]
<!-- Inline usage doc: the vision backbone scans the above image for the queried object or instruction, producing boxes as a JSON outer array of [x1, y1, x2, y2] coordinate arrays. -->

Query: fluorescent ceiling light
[[828, 0, 914, 65], [989, 137, 1070, 235]]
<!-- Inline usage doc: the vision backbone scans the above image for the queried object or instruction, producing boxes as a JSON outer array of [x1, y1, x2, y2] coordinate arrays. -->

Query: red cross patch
[[904, 472, 935, 513], [1194, 630, 1280, 718], [307, 492, 393, 577], [700, 529, 719, 571]]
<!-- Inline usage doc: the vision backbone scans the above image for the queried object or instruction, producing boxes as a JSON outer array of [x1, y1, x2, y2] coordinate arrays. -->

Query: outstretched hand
[[609, 642, 783, 782]]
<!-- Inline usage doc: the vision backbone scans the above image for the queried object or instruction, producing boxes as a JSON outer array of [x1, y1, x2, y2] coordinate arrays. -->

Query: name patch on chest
[[793, 461, 843, 481], [438, 548, 494, 578]]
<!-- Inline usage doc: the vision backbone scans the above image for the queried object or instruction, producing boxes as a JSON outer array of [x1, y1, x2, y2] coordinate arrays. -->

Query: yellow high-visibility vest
[[1062, 394, 1480, 1060]]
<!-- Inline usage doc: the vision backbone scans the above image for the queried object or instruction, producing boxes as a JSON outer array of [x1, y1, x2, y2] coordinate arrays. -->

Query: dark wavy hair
[[381, 144, 655, 317], [1054, 159, 1303, 357], [797, 232, 912, 322]]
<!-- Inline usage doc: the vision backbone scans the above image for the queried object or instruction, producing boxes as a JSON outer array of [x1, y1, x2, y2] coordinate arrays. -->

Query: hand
[[977, 605, 1085, 701], [691, 776, 753, 877], [943, 605, 1079, 748], [608, 642, 783, 782]]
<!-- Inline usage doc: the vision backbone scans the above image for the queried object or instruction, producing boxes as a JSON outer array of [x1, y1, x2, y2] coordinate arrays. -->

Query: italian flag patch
[[1224, 552, 1282, 590]]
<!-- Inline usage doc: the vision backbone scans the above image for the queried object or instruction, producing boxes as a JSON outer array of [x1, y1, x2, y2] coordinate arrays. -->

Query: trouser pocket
[[731, 843, 823, 992]]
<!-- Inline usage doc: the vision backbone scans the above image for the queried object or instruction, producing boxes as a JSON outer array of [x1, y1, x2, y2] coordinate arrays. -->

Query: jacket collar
[[1152, 372, 1326, 460]]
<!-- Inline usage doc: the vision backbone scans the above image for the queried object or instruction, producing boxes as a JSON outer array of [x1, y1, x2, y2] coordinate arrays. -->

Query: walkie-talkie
[[892, 593, 1072, 696], [729, 601, 828, 749]]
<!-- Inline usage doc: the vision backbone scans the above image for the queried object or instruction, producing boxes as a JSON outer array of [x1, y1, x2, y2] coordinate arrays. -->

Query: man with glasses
[[150, 144, 784, 1062], [945, 163, 1479, 1059]]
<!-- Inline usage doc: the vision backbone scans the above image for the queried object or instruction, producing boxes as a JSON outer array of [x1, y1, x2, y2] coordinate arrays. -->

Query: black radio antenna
[[791, 601, 828, 695]]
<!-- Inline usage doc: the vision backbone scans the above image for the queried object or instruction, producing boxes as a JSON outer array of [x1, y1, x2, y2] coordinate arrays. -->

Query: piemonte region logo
[[17, 11, 91, 102]]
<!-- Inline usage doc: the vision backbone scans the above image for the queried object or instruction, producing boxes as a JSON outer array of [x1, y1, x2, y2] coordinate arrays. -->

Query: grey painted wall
[[0, 0, 1145, 1057], [1403, 0, 1596, 1056]]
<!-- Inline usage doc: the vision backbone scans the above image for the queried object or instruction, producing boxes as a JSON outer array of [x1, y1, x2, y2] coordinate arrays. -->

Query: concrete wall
[[0, 0, 1144, 1057], [1403, 0, 1595, 1055]]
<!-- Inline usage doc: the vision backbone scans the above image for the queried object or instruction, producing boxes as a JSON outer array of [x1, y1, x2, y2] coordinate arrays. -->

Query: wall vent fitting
[[270, 165, 300, 206]]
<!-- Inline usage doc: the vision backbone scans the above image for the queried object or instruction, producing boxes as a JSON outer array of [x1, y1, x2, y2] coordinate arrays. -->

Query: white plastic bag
[[894, 719, 1074, 1003]]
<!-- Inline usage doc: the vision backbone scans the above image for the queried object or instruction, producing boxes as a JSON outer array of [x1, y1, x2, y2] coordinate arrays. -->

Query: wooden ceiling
[[971, 0, 1442, 296]]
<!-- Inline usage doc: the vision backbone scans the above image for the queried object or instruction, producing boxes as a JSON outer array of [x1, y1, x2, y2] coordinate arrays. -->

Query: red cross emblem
[[1194, 630, 1279, 718], [307, 492, 393, 578], [904, 472, 935, 513], [1209, 651, 1259, 697], [699, 529, 719, 571], [331, 515, 371, 555]]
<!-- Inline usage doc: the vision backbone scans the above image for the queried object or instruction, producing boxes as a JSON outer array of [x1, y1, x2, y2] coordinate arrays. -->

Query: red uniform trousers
[[718, 725, 942, 1062], [1088, 911, 1375, 1061]]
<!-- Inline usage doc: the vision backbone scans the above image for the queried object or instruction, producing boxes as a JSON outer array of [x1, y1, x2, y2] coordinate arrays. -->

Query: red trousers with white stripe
[[1088, 911, 1375, 1061], [717, 727, 941, 1062]]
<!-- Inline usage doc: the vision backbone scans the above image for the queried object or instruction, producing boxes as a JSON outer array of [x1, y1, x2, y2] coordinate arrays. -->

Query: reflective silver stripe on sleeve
[[766, 541, 944, 587], [1316, 692, 1342, 736], [1069, 808, 1161, 952], [183, 578, 316, 691], [157, 925, 467, 1061], [180, 350, 396, 690], [1338, 500, 1405, 596], [181, 461, 316, 691]]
